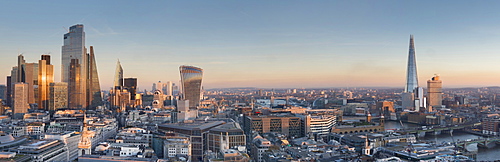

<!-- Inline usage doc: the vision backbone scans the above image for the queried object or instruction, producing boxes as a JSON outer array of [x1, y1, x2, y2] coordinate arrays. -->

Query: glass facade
[[62, 24, 85, 83], [405, 35, 418, 93], [179, 65, 203, 108]]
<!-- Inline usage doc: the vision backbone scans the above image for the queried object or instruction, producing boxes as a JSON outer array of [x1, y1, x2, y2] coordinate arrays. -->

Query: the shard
[[405, 35, 418, 93]]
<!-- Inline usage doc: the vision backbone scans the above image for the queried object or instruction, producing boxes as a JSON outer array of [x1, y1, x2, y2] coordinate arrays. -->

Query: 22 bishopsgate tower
[[61, 24, 101, 110]]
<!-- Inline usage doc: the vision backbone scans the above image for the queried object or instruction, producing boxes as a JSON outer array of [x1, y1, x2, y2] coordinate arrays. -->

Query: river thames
[[384, 121, 500, 161]]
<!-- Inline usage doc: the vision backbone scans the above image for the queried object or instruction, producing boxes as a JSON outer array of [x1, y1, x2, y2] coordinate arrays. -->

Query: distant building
[[427, 75, 442, 110], [85, 46, 103, 110], [124, 78, 137, 100], [243, 114, 303, 138], [49, 82, 68, 110], [482, 116, 500, 135], [23, 62, 38, 105], [6, 76, 12, 106], [0, 85, 6, 100], [207, 122, 246, 153], [62, 24, 85, 83], [68, 59, 82, 109], [250, 135, 272, 162], [9, 139, 68, 162], [45, 131, 81, 161], [300, 114, 336, 136], [163, 136, 191, 160], [179, 65, 203, 109], [210, 149, 250, 162], [405, 35, 418, 94], [13, 83, 29, 115], [158, 120, 225, 161], [152, 90, 164, 109], [38, 55, 54, 110]]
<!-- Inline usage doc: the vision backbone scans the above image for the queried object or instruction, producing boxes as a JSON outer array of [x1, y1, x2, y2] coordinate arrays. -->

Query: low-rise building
[[163, 136, 191, 160], [10, 139, 67, 162]]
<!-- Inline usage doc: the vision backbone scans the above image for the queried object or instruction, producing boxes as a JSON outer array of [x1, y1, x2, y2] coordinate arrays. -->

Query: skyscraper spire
[[405, 35, 418, 93]]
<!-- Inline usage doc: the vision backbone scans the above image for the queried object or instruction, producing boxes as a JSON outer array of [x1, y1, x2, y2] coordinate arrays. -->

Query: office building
[[13, 83, 29, 114], [163, 136, 191, 160], [300, 115, 336, 136], [175, 100, 197, 122], [165, 81, 173, 96], [62, 24, 85, 83], [124, 78, 137, 100], [68, 59, 82, 108], [0, 85, 5, 100], [427, 75, 442, 110], [24, 62, 38, 105], [6, 76, 12, 106], [158, 120, 225, 161], [207, 122, 246, 153], [111, 60, 124, 109], [62, 25, 89, 109], [45, 132, 81, 161], [49, 82, 68, 110], [243, 114, 303, 138], [62, 25, 102, 110], [114, 60, 123, 88], [38, 55, 54, 110], [86, 46, 102, 110], [179, 65, 203, 109], [9, 139, 68, 162]]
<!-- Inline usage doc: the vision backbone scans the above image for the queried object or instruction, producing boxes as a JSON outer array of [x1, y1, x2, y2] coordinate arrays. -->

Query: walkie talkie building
[[179, 65, 203, 109]]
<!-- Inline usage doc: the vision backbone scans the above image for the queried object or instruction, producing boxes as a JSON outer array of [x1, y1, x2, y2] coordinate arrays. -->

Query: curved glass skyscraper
[[179, 65, 203, 108]]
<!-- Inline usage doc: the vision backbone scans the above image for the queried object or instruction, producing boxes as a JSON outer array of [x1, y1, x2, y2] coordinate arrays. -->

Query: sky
[[1, 1, 500, 90]]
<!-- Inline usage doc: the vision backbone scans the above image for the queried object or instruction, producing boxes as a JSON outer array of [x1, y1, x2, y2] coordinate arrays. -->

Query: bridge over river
[[395, 123, 481, 137], [455, 137, 500, 151]]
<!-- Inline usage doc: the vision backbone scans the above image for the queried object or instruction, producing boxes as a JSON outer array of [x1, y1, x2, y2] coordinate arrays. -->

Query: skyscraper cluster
[[110, 60, 141, 112], [62, 25, 102, 110], [4, 24, 102, 114], [401, 35, 443, 112], [6, 54, 56, 116]]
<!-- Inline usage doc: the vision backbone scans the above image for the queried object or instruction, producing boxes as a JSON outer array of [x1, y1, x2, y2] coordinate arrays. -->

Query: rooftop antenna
[[63, 26, 69, 32]]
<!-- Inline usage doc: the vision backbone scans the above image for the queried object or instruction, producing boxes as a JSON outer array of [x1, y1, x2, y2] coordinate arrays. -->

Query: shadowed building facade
[[124, 78, 137, 100], [179, 65, 203, 109], [68, 59, 82, 108], [85, 46, 102, 110]]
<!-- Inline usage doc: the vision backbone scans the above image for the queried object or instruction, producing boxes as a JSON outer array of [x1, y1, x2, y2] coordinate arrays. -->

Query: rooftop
[[159, 120, 225, 131]]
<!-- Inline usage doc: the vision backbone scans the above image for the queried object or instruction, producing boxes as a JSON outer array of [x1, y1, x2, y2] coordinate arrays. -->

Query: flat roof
[[159, 120, 225, 131]]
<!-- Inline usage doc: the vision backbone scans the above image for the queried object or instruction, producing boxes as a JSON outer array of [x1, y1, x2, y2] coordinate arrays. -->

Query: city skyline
[[2, 1, 500, 90]]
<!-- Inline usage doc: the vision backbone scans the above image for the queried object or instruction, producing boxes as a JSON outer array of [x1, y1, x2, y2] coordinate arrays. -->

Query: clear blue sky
[[1, 1, 500, 90]]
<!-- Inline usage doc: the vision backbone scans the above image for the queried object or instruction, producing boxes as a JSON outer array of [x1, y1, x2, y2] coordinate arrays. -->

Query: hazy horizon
[[2, 1, 500, 90]]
